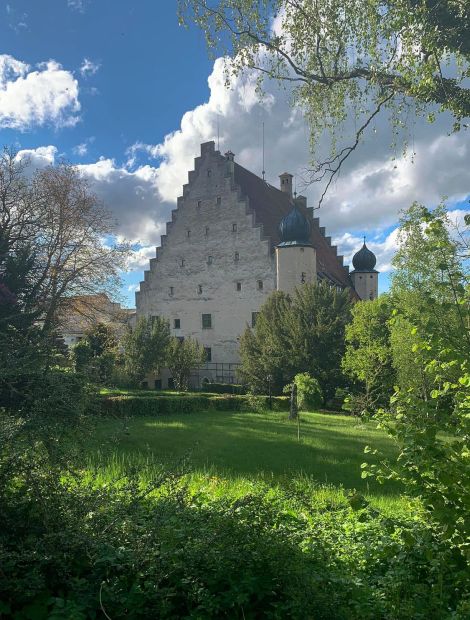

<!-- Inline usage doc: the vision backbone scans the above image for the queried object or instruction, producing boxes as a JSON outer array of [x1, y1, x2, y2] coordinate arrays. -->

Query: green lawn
[[90, 410, 405, 512]]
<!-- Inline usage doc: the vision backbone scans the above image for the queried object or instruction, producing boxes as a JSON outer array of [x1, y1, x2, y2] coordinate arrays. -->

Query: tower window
[[180, 258, 185, 267], [187, 230, 191, 237], [257, 280, 263, 290], [204, 347, 212, 362], [205, 226, 209, 236], [232, 223, 237, 232], [202, 313, 212, 329], [197, 284, 202, 294], [370, 275, 373, 279], [207, 169, 212, 177], [252, 312, 259, 328], [234, 252, 239, 262], [169, 286, 174, 296], [207, 255, 213, 265], [301, 272, 306, 283], [216, 196, 221, 205], [236, 282, 242, 291], [174, 318, 180, 329], [197, 200, 202, 208]]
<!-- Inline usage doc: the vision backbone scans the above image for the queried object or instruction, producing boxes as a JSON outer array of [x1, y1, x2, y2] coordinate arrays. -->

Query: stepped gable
[[233, 163, 353, 289]]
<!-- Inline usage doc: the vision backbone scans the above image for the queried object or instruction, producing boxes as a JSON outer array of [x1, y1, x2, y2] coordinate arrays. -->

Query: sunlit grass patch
[[86, 410, 409, 514]]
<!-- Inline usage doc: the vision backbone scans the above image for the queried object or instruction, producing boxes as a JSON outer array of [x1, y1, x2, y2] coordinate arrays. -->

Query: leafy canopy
[[179, 1, 470, 202], [123, 316, 171, 385], [239, 282, 351, 400]]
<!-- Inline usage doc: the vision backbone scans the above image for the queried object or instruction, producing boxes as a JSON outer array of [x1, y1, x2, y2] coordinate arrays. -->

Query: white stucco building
[[59, 294, 135, 349], [136, 141, 378, 387]]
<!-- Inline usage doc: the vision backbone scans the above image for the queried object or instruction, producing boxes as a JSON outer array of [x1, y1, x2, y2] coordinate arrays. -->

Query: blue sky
[[1, 0, 468, 307], [1, 1, 211, 163]]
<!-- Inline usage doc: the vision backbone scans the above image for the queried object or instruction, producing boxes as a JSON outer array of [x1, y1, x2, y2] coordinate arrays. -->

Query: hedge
[[98, 393, 289, 417], [199, 381, 247, 395]]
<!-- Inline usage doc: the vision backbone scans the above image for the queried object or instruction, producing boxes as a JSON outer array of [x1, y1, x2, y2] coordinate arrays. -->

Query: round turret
[[352, 242, 377, 272], [278, 206, 312, 246]]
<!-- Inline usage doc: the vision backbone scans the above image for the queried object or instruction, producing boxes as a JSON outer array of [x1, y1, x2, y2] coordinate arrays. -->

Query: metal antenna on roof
[[262, 121, 266, 180]]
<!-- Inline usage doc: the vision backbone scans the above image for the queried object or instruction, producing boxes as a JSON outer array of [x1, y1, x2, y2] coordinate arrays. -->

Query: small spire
[[363, 235, 366, 245]]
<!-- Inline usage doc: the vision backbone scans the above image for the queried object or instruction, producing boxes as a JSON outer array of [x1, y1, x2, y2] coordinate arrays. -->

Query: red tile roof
[[233, 163, 353, 289]]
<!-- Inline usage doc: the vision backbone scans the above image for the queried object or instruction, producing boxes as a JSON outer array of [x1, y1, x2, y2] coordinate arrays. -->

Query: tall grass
[[86, 410, 410, 515]]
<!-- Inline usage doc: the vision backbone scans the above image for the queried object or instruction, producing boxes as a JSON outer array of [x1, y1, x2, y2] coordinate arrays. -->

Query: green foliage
[[292, 372, 323, 411], [240, 283, 351, 400], [180, 0, 470, 193], [362, 203, 470, 562], [239, 291, 292, 393], [167, 336, 206, 391], [123, 315, 171, 385], [71, 322, 119, 384], [1, 467, 468, 619], [98, 392, 289, 416], [342, 296, 395, 415], [200, 380, 247, 394]]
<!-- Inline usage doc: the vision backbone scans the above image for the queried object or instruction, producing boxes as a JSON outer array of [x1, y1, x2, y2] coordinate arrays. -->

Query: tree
[[0, 148, 129, 339], [123, 316, 171, 385], [288, 282, 352, 401], [239, 291, 292, 393], [362, 203, 470, 558], [342, 296, 395, 415], [167, 337, 207, 391], [293, 372, 323, 411], [239, 282, 351, 400], [71, 323, 119, 384], [179, 1, 470, 204]]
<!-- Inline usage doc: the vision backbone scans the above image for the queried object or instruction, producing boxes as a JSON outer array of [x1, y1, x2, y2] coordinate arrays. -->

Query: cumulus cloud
[[16, 145, 58, 169], [80, 58, 100, 78], [0, 54, 80, 130], [18, 55, 469, 287]]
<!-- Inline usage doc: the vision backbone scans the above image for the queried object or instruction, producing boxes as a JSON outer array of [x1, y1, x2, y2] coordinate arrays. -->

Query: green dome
[[352, 242, 377, 272], [278, 206, 312, 246]]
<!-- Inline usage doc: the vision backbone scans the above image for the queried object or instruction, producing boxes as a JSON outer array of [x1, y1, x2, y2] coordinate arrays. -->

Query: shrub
[[200, 380, 247, 395], [294, 372, 323, 410], [97, 393, 289, 417]]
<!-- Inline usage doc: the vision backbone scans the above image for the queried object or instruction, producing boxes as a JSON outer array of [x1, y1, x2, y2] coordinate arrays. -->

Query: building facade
[[136, 141, 378, 386], [60, 294, 135, 349]]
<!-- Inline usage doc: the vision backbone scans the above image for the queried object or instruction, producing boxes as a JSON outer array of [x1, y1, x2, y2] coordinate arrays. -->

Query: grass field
[[90, 410, 406, 513]]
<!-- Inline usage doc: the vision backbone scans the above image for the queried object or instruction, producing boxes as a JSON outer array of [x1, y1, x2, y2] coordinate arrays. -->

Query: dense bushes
[[1, 471, 468, 619], [201, 381, 247, 395], [98, 392, 289, 416]]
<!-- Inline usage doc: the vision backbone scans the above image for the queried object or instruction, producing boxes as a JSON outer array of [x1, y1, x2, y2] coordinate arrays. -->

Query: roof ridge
[[234, 162, 291, 202]]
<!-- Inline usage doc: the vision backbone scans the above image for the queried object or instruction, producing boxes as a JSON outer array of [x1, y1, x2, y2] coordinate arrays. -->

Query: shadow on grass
[[91, 411, 401, 497]]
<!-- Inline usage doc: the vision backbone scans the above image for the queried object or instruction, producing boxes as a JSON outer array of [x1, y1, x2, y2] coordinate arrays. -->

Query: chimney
[[279, 172, 293, 197], [225, 150, 235, 177]]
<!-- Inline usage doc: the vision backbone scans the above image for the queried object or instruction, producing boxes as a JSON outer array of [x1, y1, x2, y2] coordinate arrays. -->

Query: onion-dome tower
[[278, 206, 312, 246], [350, 239, 379, 300], [276, 204, 316, 295]]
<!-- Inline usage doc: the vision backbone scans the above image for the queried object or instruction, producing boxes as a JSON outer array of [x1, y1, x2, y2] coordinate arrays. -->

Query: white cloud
[[0, 54, 80, 130], [67, 0, 86, 12], [72, 136, 95, 157], [80, 58, 100, 78], [16, 145, 58, 168], [17, 55, 469, 284], [73, 143, 88, 156]]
